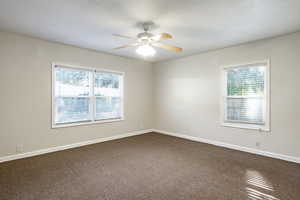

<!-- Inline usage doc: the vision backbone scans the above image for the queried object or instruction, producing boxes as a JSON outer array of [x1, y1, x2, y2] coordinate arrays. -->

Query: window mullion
[[90, 70, 95, 122]]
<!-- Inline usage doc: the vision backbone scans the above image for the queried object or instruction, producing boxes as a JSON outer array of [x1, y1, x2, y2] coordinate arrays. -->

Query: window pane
[[94, 72, 121, 97], [95, 97, 121, 120], [226, 97, 264, 124], [227, 66, 265, 96], [55, 67, 90, 96], [55, 97, 91, 124]]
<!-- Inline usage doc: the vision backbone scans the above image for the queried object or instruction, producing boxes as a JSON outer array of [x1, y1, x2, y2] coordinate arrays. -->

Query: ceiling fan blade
[[152, 42, 182, 52], [152, 33, 173, 41], [112, 34, 136, 40], [113, 43, 139, 50]]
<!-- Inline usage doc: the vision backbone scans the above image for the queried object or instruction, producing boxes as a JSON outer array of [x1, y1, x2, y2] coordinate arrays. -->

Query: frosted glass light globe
[[136, 45, 156, 57]]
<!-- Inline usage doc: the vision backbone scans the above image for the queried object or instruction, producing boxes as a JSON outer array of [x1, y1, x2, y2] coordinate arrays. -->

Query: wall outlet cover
[[16, 144, 24, 153], [255, 142, 261, 148]]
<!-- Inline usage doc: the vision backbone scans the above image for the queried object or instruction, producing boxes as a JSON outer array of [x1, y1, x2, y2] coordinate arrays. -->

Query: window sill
[[52, 118, 124, 129], [221, 122, 270, 132]]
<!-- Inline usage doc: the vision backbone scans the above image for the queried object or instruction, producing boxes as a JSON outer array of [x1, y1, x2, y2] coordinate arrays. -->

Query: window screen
[[94, 72, 122, 120], [223, 63, 269, 129], [53, 65, 123, 127]]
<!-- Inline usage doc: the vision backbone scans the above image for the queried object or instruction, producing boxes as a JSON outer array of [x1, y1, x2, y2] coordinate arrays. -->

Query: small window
[[221, 61, 270, 131], [52, 64, 124, 128]]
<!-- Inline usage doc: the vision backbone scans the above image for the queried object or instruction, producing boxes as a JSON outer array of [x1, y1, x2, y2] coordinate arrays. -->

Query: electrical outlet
[[255, 142, 261, 148], [139, 119, 145, 129], [16, 144, 23, 153]]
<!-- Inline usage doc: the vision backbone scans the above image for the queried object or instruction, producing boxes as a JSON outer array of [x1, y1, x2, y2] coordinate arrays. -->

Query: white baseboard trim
[[2, 129, 299, 164], [0, 129, 153, 163], [153, 129, 300, 164]]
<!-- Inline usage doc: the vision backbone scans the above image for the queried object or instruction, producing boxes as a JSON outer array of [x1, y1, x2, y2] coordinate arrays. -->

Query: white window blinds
[[54, 67, 92, 124], [223, 61, 270, 130], [52, 64, 124, 128]]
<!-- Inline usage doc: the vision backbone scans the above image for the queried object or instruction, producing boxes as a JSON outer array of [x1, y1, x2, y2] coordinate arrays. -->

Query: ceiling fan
[[112, 22, 183, 57]]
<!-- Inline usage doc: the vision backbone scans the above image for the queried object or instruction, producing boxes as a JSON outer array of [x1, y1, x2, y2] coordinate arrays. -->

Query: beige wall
[[0, 31, 153, 157], [1, 31, 299, 160], [153, 32, 300, 158]]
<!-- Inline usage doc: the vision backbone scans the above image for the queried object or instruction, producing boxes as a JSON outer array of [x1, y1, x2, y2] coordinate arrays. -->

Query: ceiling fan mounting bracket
[[141, 21, 154, 32]]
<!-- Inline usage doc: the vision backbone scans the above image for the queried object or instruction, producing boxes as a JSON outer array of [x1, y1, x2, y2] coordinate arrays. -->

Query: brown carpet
[[0, 132, 299, 200]]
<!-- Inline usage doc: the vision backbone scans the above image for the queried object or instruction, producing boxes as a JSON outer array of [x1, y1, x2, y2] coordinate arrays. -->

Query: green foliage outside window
[[227, 67, 265, 96]]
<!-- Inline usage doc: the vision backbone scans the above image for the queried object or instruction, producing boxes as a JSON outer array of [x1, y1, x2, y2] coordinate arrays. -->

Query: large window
[[52, 64, 124, 128], [222, 61, 270, 131]]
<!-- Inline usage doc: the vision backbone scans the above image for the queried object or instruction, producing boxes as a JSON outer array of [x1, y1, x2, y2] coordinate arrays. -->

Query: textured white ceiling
[[0, 0, 300, 62]]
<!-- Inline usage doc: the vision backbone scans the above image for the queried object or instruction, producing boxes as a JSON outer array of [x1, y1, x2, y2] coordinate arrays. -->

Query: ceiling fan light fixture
[[136, 45, 156, 57], [113, 22, 181, 54]]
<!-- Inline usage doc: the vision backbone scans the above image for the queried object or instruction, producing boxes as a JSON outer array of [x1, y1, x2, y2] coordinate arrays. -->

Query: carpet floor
[[0, 132, 299, 200]]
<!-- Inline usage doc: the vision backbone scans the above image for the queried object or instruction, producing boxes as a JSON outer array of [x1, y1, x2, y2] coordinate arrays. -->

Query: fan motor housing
[[137, 32, 154, 43]]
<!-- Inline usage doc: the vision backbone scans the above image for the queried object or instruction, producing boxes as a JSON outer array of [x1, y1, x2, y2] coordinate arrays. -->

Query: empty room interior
[[1, 0, 300, 199]]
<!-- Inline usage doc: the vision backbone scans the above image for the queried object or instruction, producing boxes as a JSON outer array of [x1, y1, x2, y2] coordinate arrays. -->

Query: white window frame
[[220, 60, 270, 131], [51, 63, 124, 128]]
